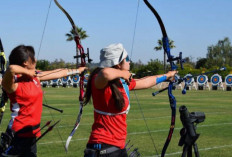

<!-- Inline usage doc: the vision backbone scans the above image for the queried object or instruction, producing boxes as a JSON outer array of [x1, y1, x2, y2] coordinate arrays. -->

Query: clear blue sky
[[1, 0, 232, 64]]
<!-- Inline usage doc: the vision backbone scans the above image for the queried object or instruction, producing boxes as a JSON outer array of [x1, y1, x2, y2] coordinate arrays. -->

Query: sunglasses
[[125, 55, 130, 62]]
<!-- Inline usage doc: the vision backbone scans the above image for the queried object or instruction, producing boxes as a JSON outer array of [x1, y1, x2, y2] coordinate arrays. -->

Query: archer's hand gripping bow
[[54, 0, 92, 152], [143, 1, 185, 156]]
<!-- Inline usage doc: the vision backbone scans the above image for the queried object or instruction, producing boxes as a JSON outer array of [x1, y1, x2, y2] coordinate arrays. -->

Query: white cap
[[99, 43, 128, 68]]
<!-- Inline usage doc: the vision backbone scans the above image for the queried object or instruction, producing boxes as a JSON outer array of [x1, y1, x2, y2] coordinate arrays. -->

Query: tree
[[154, 38, 176, 73], [135, 59, 163, 78], [206, 37, 232, 68], [36, 60, 50, 70], [183, 56, 195, 68], [195, 58, 207, 69], [65, 26, 89, 41]]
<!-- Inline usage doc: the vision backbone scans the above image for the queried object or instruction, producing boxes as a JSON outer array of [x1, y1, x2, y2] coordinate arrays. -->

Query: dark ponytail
[[84, 68, 125, 111], [84, 68, 102, 106], [108, 79, 125, 111]]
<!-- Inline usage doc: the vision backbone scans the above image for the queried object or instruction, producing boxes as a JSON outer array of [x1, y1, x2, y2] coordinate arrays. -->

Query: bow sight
[[167, 51, 185, 70], [74, 48, 93, 65]]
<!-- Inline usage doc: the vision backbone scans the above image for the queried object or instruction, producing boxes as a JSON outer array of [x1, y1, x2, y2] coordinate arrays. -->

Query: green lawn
[[0, 87, 231, 157]]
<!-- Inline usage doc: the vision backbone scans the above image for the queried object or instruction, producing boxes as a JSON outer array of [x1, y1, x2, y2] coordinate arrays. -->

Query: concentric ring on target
[[184, 74, 193, 85], [197, 75, 208, 86], [72, 75, 80, 83], [225, 74, 232, 86], [211, 74, 222, 86], [62, 76, 70, 83]]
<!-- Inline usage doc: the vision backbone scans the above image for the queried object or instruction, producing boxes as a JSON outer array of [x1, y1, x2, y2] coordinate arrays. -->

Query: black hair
[[9, 45, 35, 66]]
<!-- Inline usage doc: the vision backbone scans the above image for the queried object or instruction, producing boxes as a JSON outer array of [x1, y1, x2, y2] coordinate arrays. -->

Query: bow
[[0, 38, 8, 125], [54, 0, 92, 152], [143, 1, 185, 156]]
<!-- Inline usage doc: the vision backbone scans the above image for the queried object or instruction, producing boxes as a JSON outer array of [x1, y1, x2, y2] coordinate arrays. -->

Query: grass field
[[0, 87, 231, 157]]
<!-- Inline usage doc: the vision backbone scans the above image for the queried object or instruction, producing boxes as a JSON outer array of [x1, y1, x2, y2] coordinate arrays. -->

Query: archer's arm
[[2, 65, 36, 93], [94, 68, 131, 89], [134, 71, 177, 90], [38, 67, 87, 81]]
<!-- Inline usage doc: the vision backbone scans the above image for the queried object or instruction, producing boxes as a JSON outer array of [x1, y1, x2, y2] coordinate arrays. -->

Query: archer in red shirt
[[83, 43, 177, 157], [1, 45, 87, 157]]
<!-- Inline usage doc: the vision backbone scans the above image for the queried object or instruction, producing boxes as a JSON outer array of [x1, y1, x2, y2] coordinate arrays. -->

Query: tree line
[[36, 26, 232, 80]]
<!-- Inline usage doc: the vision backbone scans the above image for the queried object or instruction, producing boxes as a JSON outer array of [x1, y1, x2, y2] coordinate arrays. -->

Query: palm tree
[[66, 26, 89, 67], [65, 26, 89, 41], [154, 38, 176, 72]]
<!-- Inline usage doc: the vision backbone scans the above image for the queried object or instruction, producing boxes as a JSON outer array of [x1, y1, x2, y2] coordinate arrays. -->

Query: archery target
[[197, 75, 208, 86], [41, 81, 49, 87], [84, 74, 89, 84], [52, 79, 59, 83], [62, 76, 70, 83], [184, 74, 194, 85], [211, 74, 222, 86], [72, 75, 80, 83], [225, 74, 232, 86]]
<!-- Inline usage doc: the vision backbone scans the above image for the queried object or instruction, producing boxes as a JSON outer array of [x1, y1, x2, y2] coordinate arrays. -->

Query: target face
[[72, 75, 80, 83], [52, 79, 58, 83], [211, 74, 221, 85], [62, 76, 69, 82], [225, 74, 232, 85], [185, 74, 193, 84], [84, 74, 89, 83], [197, 75, 207, 85]]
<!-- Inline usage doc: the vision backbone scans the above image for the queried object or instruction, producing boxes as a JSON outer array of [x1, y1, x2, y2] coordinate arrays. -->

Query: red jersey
[[7, 76, 43, 137], [88, 75, 136, 149]]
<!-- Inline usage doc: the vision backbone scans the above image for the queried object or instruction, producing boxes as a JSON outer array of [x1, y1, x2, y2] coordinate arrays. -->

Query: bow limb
[[143, 1, 177, 156], [0, 38, 8, 125], [54, 0, 90, 152]]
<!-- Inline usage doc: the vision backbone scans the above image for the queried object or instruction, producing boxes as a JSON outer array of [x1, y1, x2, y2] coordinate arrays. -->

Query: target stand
[[51, 79, 61, 88], [184, 74, 197, 91], [197, 75, 210, 90], [41, 81, 50, 88], [225, 74, 232, 91], [211, 74, 224, 90]]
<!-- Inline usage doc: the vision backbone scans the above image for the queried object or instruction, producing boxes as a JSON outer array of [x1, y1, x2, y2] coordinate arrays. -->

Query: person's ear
[[23, 61, 29, 67], [115, 64, 121, 69]]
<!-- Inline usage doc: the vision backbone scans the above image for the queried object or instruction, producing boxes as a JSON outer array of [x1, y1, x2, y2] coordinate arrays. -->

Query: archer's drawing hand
[[25, 69, 37, 78], [122, 70, 132, 84]]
